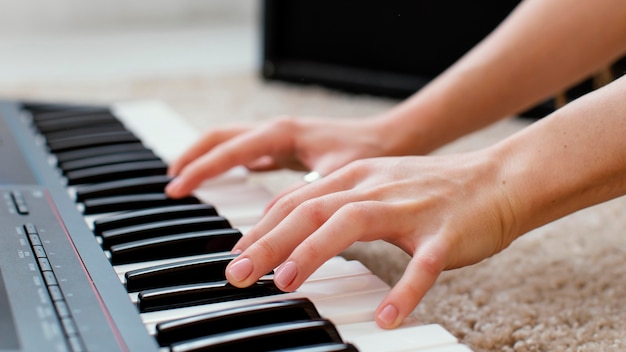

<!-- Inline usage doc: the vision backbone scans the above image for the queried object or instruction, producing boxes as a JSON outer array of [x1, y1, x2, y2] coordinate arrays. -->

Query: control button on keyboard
[[29, 234, 42, 246], [54, 301, 71, 318], [43, 271, 58, 286], [48, 285, 64, 301], [38, 258, 53, 271], [67, 335, 86, 352], [24, 223, 38, 234], [33, 245, 47, 258], [61, 318, 78, 335], [11, 192, 29, 214]]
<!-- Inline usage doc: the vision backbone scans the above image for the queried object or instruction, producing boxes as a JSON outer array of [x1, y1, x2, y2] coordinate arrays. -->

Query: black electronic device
[[261, 1, 520, 96]]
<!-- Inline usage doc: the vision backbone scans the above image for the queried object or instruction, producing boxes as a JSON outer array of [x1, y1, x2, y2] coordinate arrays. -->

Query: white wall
[[0, 0, 257, 34], [0, 1, 260, 83]]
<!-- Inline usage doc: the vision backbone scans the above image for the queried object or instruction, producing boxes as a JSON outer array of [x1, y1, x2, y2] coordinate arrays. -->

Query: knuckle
[[269, 116, 299, 133], [299, 239, 324, 262], [343, 159, 372, 179], [254, 236, 282, 263], [339, 202, 371, 225], [413, 252, 444, 279], [297, 198, 328, 228], [394, 282, 423, 305], [272, 193, 301, 216]]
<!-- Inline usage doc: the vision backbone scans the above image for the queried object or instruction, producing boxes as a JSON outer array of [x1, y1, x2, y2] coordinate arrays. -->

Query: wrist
[[372, 94, 449, 156]]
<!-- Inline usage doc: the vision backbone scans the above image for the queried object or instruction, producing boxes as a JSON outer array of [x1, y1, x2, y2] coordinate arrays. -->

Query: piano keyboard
[[0, 98, 472, 352]]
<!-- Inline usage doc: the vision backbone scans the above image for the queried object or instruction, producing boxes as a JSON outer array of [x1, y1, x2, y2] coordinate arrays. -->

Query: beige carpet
[[2, 72, 626, 352]]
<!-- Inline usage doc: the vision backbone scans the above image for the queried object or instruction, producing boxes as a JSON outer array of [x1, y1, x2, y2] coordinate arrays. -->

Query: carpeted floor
[[2, 71, 625, 351]]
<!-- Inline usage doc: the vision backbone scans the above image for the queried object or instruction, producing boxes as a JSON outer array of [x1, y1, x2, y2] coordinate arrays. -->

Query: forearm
[[377, 0, 626, 155], [491, 75, 626, 243]]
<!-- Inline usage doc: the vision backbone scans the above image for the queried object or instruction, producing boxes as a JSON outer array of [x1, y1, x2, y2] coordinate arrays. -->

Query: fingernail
[[227, 257, 253, 282], [377, 304, 399, 326], [274, 261, 298, 289], [165, 177, 182, 196]]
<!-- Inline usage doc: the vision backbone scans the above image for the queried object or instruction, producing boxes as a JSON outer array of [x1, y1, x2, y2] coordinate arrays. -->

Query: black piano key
[[155, 298, 322, 346], [101, 216, 231, 248], [92, 203, 218, 235], [35, 114, 121, 134], [47, 130, 140, 153], [109, 228, 242, 265], [137, 279, 284, 313], [75, 175, 173, 202], [42, 122, 126, 140], [125, 254, 238, 292], [169, 319, 343, 352], [54, 142, 148, 164], [27, 105, 110, 122], [82, 193, 198, 215], [65, 159, 167, 185], [61, 150, 160, 173], [273, 343, 360, 352]]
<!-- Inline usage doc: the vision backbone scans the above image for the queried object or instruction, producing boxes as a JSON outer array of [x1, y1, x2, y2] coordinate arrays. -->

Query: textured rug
[[2, 71, 625, 352]]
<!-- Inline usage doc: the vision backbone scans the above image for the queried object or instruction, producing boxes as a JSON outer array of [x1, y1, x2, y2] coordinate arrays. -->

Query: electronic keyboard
[[0, 99, 472, 352]]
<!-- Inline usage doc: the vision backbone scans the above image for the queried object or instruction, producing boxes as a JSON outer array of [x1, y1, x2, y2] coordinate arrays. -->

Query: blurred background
[[0, 0, 259, 84]]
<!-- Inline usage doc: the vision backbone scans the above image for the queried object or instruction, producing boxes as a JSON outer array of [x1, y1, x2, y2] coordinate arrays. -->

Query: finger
[[374, 240, 448, 329], [244, 156, 281, 172], [167, 126, 249, 177], [166, 123, 297, 198], [225, 194, 343, 288], [233, 172, 357, 253], [274, 200, 395, 292], [263, 181, 307, 214]]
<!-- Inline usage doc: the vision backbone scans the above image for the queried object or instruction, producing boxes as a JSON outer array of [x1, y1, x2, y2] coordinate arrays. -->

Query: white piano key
[[112, 101, 199, 165], [314, 289, 388, 325], [343, 323, 459, 352], [307, 257, 373, 280], [417, 345, 474, 352], [112, 100, 273, 229]]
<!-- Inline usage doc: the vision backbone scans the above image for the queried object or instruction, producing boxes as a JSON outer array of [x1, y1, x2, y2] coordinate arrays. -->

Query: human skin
[[166, 0, 626, 198], [224, 75, 626, 328], [165, 0, 626, 329]]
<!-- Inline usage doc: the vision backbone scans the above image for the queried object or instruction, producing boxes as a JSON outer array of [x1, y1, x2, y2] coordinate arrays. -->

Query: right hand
[[165, 115, 394, 199]]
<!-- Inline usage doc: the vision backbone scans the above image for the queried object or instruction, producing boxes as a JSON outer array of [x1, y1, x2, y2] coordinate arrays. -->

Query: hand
[[165, 116, 393, 198], [224, 151, 520, 329]]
